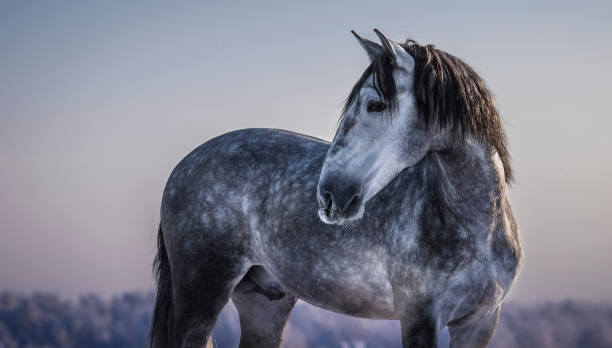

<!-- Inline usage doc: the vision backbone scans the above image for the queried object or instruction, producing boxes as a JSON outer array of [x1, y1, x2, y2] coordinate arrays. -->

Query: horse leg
[[400, 317, 438, 348], [398, 301, 439, 348], [448, 306, 500, 348], [231, 289, 297, 348], [170, 250, 248, 348]]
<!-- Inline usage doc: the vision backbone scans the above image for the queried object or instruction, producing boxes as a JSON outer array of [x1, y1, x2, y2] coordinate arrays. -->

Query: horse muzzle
[[317, 174, 365, 224]]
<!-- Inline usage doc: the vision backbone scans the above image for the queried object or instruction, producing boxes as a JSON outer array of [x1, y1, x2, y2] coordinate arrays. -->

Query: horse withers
[[150, 29, 523, 348]]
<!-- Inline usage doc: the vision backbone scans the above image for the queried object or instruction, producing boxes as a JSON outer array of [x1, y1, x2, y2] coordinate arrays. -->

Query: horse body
[[151, 30, 523, 348], [157, 128, 520, 347]]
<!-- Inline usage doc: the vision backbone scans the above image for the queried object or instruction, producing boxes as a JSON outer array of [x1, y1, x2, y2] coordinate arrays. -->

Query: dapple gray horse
[[150, 30, 523, 348]]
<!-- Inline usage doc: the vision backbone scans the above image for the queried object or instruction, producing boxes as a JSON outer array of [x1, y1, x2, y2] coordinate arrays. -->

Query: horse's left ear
[[373, 29, 414, 71], [351, 30, 383, 61]]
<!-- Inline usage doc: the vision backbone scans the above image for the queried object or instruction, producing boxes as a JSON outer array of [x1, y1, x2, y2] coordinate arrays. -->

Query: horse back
[[159, 128, 329, 259]]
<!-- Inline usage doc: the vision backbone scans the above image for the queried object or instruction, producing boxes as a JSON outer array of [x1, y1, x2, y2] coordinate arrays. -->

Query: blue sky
[[1, 1, 611, 301]]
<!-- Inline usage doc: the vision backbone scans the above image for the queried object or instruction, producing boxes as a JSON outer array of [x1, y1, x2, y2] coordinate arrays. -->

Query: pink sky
[[1, 1, 611, 301]]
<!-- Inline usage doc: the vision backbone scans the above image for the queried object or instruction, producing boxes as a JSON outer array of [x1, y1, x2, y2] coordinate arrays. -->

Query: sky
[[0, 1, 611, 302]]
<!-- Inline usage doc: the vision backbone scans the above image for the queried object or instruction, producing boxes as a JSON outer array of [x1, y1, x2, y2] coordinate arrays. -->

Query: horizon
[[3, 290, 611, 347]]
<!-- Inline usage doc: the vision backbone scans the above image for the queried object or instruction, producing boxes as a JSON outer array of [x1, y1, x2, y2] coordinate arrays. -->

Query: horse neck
[[420, 135, 506, 220]]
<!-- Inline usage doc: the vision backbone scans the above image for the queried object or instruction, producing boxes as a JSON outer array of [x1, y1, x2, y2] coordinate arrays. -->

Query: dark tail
[[150, 225, 174, 348]]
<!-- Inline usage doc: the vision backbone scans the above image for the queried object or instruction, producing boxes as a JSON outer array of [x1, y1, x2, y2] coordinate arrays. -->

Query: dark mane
[[344, 39, 513, 183]]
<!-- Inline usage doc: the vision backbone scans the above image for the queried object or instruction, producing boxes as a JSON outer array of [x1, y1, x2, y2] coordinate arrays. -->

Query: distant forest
[[1, 291, 611, 347]]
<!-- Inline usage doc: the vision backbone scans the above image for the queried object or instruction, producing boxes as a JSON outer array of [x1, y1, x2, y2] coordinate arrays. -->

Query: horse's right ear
[[351, 30, 382, 61], [373, 29, 414, 71]]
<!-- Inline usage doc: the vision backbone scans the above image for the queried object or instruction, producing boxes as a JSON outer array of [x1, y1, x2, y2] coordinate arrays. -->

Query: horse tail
[[150, 224, 174, 348]]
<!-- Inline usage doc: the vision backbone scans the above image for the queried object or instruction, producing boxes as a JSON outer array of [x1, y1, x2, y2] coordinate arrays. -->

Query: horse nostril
[[343, 194, 362, 216], [323, 191, 333, 216]]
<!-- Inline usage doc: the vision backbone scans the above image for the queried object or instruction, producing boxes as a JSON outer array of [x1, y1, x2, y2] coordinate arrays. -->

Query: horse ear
[[373, 29, 414, 71], [351, 30, 383, 61]]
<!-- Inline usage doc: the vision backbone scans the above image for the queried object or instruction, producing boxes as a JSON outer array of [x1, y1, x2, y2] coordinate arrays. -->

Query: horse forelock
[[342, 51, 398, 117], [342, 39, 513, 183]]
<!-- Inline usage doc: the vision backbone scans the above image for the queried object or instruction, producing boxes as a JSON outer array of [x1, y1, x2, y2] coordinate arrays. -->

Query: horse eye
[[367, 101, 386, 113]]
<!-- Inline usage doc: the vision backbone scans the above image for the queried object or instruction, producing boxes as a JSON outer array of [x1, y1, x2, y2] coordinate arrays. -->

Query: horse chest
[[383, 215, 496, 300]]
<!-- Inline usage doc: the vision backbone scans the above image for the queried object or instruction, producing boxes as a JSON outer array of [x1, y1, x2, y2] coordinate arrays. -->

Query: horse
[[149, 29, 523, 348]]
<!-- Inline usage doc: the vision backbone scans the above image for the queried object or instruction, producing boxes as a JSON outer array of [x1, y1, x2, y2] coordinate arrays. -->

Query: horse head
[[317, 30, 430, 225]]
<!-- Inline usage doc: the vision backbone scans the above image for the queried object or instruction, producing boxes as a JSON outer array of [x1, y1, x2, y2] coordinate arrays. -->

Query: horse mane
[[344, 39, 513, 183]]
